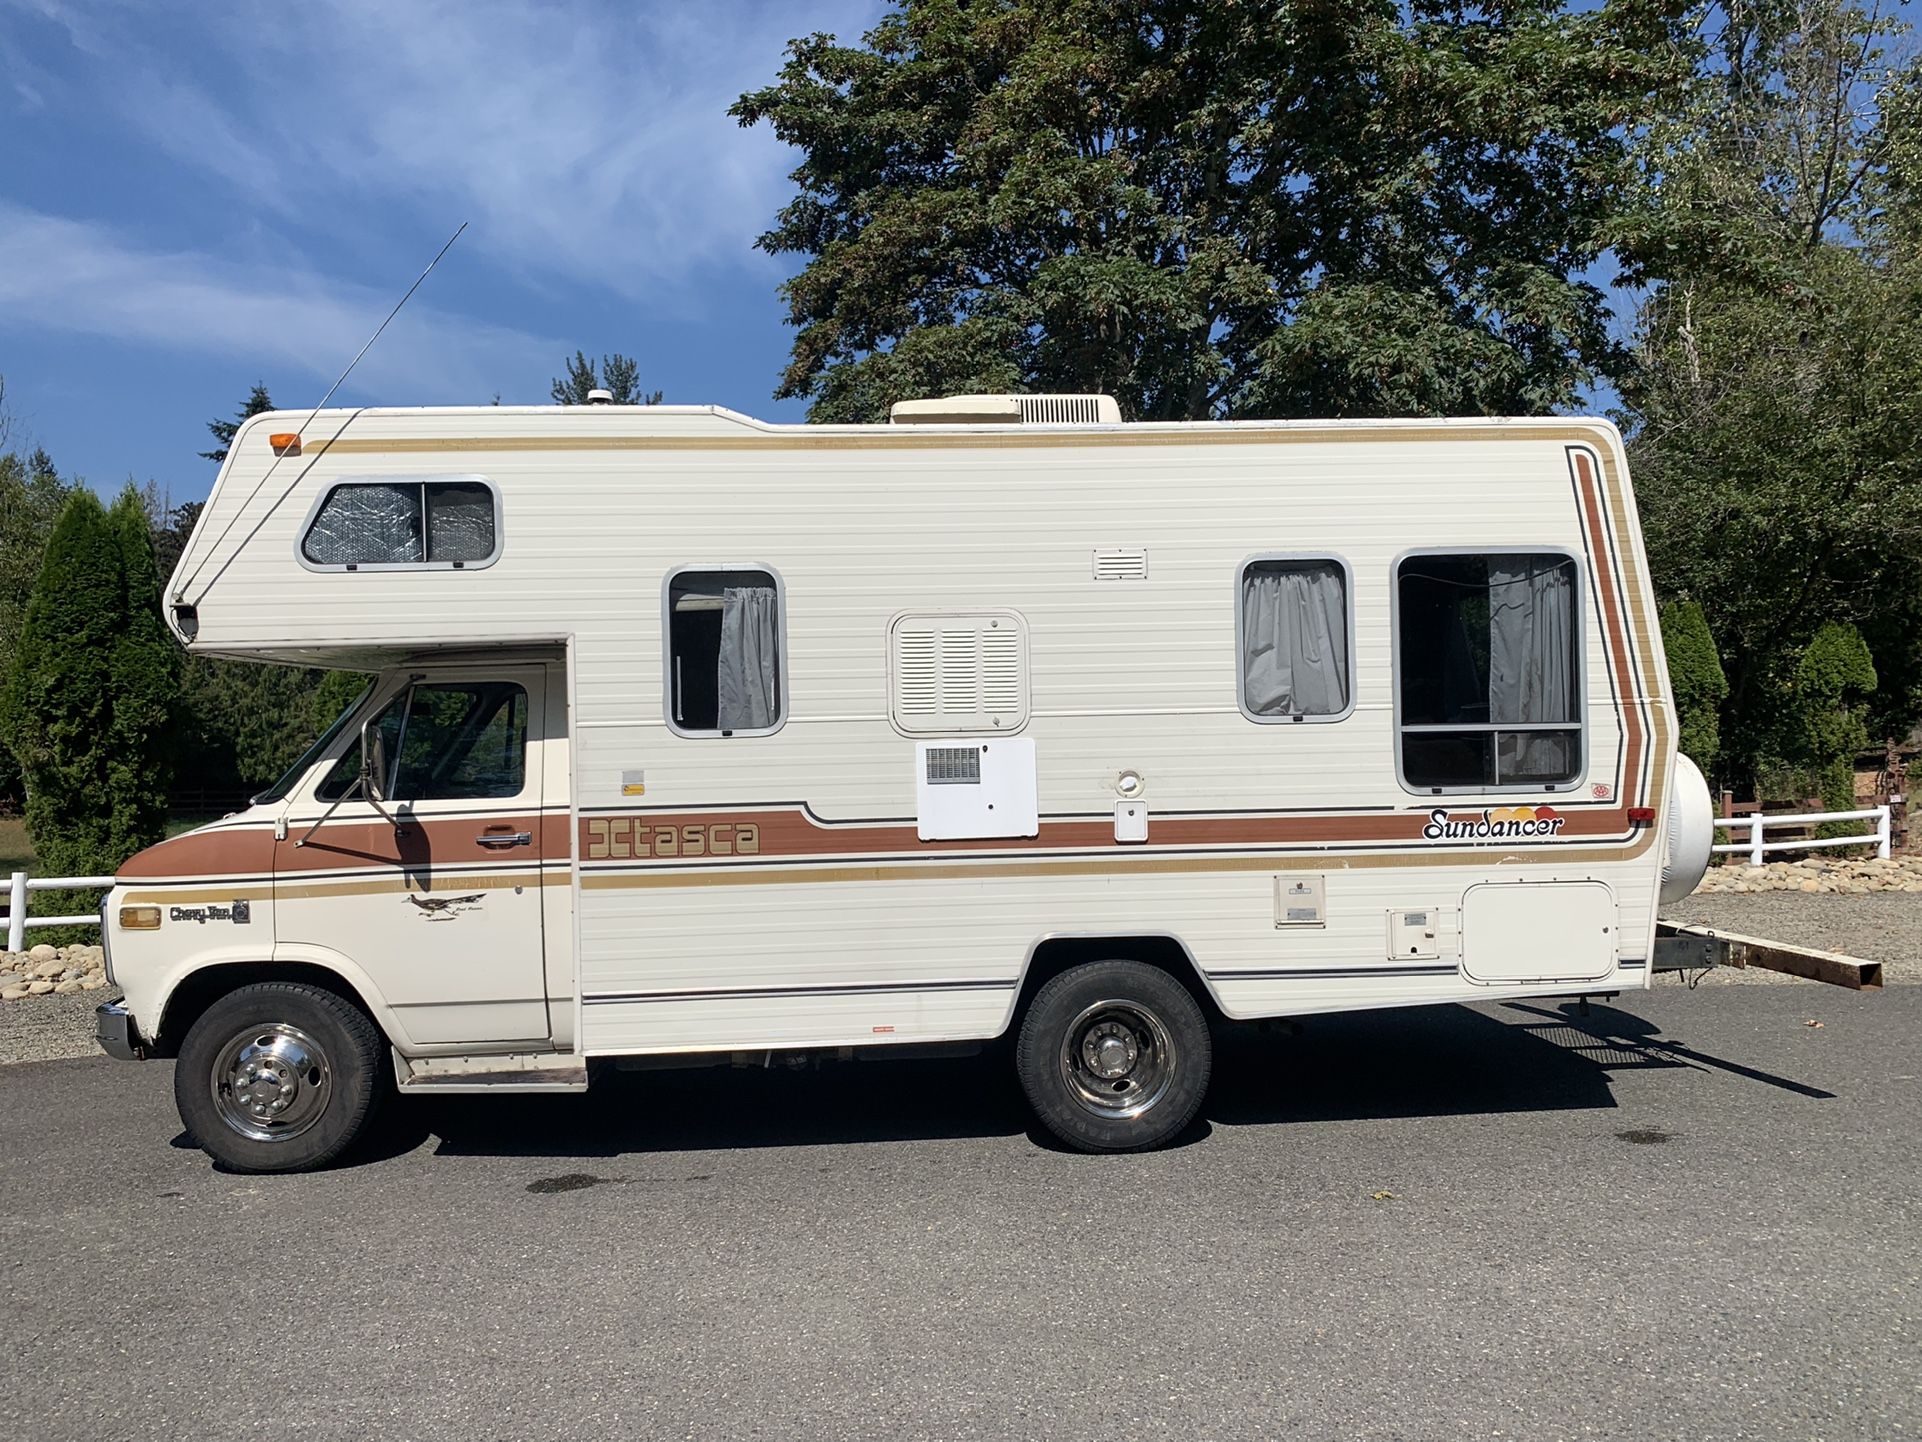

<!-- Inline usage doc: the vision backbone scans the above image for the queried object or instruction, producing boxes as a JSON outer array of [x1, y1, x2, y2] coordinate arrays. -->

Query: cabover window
[[1396, 552, 1581, 790], [301, 478, 498, 569], [1237, 558, 1352, 721], [317, 682, 527, 801], [665, 567, 785, 736]]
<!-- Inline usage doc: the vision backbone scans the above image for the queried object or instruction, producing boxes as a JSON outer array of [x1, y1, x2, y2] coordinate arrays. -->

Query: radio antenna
[[177, 221, 470, 602]]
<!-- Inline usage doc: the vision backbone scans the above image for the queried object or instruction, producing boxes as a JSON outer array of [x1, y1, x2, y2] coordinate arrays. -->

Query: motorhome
[[95, 394, 1715, 1170]]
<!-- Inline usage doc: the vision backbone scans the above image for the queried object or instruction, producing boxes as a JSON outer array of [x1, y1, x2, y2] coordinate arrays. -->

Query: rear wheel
[[1016, 960, 1211, 1152], [174, 982, 384, 1173]]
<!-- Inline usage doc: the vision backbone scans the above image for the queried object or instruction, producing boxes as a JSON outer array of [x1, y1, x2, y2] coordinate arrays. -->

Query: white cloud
[[0, 202, 561, 401], [9, 0, 883, 298]]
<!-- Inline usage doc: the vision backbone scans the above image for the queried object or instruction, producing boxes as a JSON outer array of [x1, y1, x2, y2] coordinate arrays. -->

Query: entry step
[[393, 1050, 589, 1092]]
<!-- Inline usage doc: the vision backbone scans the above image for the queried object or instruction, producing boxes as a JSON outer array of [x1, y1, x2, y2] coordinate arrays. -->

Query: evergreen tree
[[202, 383, 274, 464], [0, 447, 73, 811], [1660, 599, 1729, 777], [550, 352, 663, 405], [106, 487, 180, 857], [0, 490, 124, 888]]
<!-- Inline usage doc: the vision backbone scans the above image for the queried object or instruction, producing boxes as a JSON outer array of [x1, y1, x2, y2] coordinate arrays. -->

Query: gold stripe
[[582, 846, 1644, 890], [306, 422, 1617, 456], [120, 871, 567, 905]]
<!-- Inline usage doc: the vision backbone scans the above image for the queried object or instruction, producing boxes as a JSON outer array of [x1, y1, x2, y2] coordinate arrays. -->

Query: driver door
[[275, 667, 551, 1046]]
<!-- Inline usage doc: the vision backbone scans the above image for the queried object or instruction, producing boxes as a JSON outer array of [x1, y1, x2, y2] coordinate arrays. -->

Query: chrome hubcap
[[1059, 1000, 1176, 1120], [210, 1023, 333, 1143]]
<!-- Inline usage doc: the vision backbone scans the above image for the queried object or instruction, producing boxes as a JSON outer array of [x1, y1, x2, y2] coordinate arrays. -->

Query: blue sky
[[0, 0, 883, 507]]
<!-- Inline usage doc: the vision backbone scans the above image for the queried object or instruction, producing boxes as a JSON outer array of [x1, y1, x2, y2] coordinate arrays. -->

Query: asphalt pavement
[[3, 986, 1918, 1441]]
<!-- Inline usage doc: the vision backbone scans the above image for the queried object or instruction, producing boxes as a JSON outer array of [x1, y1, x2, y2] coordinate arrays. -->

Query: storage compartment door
[[1459, 880, 1615, 985]]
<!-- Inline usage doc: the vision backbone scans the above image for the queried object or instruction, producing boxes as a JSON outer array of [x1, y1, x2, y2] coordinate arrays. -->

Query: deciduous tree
[[734, 0, 1689, 422]]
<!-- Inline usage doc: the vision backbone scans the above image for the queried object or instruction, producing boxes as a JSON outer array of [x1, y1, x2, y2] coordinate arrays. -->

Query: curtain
[[1488, 559, 1573, 775], [1241, 563, 1349, 717], [717, 586, 780, 731]]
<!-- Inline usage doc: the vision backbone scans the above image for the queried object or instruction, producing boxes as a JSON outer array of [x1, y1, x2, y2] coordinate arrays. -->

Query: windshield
[[250, 679, 377, 806]]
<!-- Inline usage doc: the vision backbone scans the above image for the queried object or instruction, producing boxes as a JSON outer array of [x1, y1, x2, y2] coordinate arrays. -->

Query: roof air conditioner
[[889, 393, 1121, 425]]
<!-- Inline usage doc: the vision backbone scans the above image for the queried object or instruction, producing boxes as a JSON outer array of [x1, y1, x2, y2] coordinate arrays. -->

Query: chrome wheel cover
[[209, 1022, 334, 1143], [1058, 999, 1177, 1121]]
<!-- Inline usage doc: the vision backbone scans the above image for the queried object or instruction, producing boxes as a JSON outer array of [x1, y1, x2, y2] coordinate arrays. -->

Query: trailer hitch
[[1654, 922, 1883, 990]]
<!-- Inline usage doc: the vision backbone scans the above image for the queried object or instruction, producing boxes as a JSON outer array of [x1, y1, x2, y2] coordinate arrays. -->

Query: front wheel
[[174, 982, 385, 1173], [1015, 960, 1211, 1152]]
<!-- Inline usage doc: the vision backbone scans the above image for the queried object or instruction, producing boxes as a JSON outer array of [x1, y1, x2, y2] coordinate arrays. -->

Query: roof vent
[[586, 388, 614, 405], [889, 393, 1121, 425]]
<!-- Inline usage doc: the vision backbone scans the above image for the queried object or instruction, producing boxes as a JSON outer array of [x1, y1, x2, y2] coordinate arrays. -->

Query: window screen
[[667, 568, 784, 735], [316, 682, 527, 801], [302, 479, 498, 568], [1397, 553, 1580, 790], [1238, 558, 1351, 720]]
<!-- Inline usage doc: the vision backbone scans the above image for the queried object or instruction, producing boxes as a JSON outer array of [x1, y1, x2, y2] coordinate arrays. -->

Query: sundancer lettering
[[1422, 806, 1566, 842]]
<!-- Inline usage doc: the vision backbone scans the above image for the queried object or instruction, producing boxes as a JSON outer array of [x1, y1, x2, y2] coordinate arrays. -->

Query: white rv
[[95, 395, 1714, 1170]]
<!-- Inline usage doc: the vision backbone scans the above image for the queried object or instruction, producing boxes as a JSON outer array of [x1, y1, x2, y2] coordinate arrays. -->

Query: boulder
[[0, 973, 24, 988], [32, 959, 65, 980], [52, 979, 84, 995], [79, 975, 107, 990], [26, 943, 57, 964], [25, 979, 55, 995], [0, 985, 29, 1001]]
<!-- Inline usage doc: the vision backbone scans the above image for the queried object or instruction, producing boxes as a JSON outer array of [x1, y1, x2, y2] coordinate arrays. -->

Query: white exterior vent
[[889, 611, 1030, 735], [1092, 547, 1149, 581], [889, 393, 1121, 425]]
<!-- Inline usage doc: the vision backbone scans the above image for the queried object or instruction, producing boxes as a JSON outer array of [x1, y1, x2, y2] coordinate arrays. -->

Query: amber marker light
[[268, 432, 301, 455], [118, 905, 162, 931]]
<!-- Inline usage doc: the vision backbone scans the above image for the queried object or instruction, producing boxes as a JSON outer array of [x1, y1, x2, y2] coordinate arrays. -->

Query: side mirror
[[361, 722, 389, 802]]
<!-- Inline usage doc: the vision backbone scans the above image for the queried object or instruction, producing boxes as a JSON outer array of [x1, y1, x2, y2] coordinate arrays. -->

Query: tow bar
[[1654, 922, 1883, 990]]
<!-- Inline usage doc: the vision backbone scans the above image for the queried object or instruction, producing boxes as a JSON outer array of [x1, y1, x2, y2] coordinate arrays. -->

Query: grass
[[0, 816, 34, 877]]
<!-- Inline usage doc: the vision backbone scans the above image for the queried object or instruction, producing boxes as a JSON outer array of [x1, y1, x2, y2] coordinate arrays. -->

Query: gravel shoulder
[[0, 991, 107, 1064]]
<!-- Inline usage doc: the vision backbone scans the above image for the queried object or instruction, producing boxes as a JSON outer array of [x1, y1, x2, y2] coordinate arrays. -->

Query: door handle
[[476, 831, 532, 849]]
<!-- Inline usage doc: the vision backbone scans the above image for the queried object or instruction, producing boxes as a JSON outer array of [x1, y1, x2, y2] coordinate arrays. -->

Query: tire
[[174, 981, 385, 1173], [1015, 960, 1212, 1152]]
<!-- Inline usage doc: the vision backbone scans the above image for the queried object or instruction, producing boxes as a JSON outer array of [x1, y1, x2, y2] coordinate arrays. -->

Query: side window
[[1396, 552, 1581, 790], [302, 478, 499, 569], [314, 683, 527, 801], [1237, 558, 1352, 722], [666, 567, 785, 736]]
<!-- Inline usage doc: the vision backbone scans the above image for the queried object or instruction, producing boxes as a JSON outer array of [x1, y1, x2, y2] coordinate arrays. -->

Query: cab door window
[[316, 682, 528, 801]]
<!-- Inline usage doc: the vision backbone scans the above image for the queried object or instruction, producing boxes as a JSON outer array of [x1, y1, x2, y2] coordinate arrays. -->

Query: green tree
[[732, 0, 1689, 422], [105, 487, 180, 857], [152, 499, 203, 583], [1619, 0, 1922, 791], [1661, 599, 1729, 776], [202, 383, 274, 464], [1787, 621, 1878, 825], [173, 656, 369, 800], [0, 444, 73, 811], [0, 490, 125, 895], [551, 352, 663, 405]]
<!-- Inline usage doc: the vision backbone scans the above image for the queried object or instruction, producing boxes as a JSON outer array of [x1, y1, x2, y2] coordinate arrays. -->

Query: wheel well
[[1011, 935, 1223, 1032], [154, 962, 380, 1057]]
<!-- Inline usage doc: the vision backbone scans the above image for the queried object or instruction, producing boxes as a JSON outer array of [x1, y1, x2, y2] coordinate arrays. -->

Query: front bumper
[[95, 1001, 147, 1062]]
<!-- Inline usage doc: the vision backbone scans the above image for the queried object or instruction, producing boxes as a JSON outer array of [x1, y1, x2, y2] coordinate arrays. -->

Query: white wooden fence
[[1713, 806, 1892, 867], [4, 871, 114, 952]]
